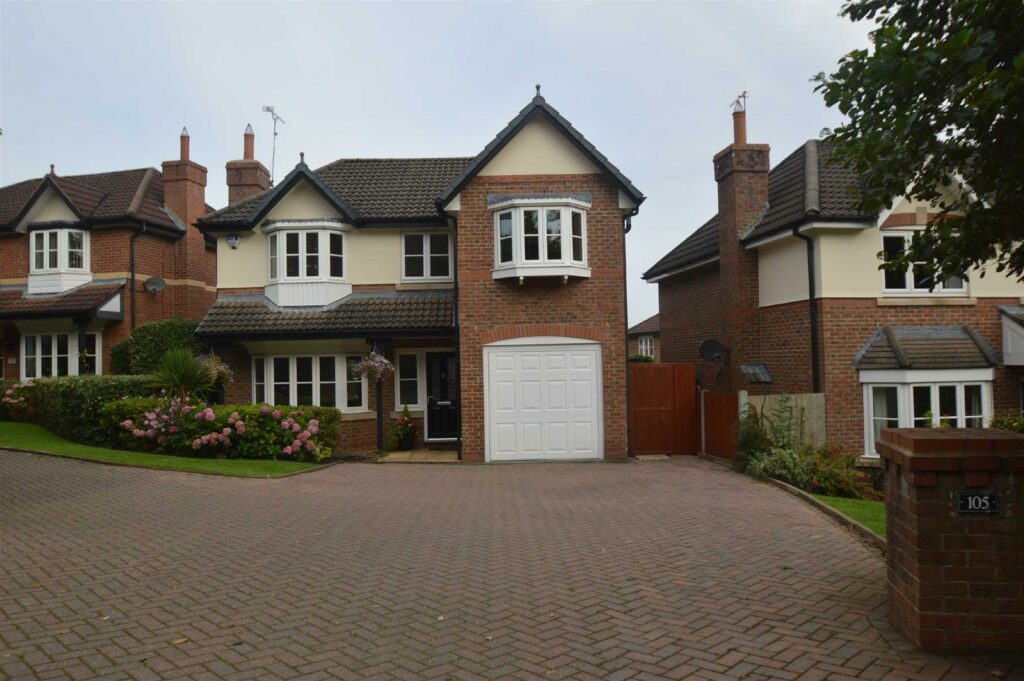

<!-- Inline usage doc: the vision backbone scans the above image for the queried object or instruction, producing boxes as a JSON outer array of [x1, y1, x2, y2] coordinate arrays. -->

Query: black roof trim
[[436, 95, 644, 207], [8, 175, 86, 230]]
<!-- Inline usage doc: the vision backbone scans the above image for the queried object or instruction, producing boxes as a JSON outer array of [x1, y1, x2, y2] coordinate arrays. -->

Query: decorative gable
[[478, 117, 599, 177], [15, 184, 80, 231], [264, 180, 346, 223]]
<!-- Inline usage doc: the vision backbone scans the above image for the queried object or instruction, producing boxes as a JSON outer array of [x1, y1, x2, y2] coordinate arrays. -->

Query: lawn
[[0, 421, 319, 477], [813, 493, 886, 536]]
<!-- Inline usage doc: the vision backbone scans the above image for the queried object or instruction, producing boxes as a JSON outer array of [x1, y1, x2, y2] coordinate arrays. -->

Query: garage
[[484, 338, 603, 461]]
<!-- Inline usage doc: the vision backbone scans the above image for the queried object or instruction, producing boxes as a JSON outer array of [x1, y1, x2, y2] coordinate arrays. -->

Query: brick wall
[[456, 173, 628, 462], [878, 428, 1024, 652], [658, 264, 724, 388]]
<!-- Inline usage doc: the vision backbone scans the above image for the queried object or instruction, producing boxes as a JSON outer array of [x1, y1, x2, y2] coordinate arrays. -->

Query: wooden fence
[[629, 363, 699, 456], [701, 390, 739, 460], [739, 392, 826, 446]]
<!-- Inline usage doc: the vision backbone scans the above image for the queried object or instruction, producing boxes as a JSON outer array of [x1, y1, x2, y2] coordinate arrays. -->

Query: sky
[[0, 1, 871, 324]]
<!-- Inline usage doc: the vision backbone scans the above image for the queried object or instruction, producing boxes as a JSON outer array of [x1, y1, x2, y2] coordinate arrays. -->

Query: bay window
[[30, 229, 88, 273], [881, 232, 966, 294], [862, 377, 992, 456], [402, 232, 451, 281], [267, 228, 345, 282], [252, 355, 364, 411], [489, 199, 590, 280], [22, 332, 100, 379]]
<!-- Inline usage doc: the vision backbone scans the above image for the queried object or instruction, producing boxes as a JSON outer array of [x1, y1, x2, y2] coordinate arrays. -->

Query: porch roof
[[196, 290, 455, 340], [0, 281, 124, 321], [854, 325, 998, 371]]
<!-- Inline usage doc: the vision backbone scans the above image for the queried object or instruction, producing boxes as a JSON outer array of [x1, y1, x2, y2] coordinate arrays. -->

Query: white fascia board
[[643, 255, 719, 282], [858, 368, 995, 384], [744, 221, 871, 249], [487, 196, 592, 211]]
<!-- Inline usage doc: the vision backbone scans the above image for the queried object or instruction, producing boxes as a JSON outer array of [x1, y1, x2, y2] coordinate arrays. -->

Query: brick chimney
[[162, 127, 208, 229], [713, 96, 769, 391], [226, 124, 270, 205]]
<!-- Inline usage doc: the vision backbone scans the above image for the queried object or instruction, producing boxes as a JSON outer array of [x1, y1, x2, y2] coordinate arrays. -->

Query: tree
[[814, 0, 1024, 282]]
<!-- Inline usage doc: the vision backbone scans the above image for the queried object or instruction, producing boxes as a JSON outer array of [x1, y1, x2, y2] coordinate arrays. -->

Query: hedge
[[102, 399, 341, 462], [110, 318, 201, 375], [27, 375, 156, 445]]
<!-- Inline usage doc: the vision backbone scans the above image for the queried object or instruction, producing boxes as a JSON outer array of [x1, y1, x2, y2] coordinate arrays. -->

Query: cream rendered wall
[[478, 117, 599, 176], [218, 230, 268, 289], [348, 229, 402, 284], [16, 188, 78, 229], [264, 182, 343, 221], [758, 238, 809, 307]]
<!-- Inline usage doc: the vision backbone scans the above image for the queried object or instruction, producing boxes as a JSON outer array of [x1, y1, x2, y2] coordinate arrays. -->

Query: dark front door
[[426, 351, 458, 440]]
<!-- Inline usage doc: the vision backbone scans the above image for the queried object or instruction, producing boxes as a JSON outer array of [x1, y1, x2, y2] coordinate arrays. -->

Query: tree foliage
[[814, 0, 1024, 282]]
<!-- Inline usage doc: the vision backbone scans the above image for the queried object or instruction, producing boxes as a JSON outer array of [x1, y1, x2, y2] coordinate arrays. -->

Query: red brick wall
[[456, 173, 628, 462], [758, 300, 814, 395], [821, 298, 1021, 456], [657, 264, 724, 388]]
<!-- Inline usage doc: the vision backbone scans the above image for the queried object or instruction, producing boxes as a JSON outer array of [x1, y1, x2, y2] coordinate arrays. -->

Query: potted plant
[[389, 404, 417, 451]]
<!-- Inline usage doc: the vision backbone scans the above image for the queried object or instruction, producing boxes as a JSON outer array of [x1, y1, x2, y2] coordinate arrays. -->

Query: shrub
[[102, 399, 340, 462], [110, 318, 201, 375], [152, 348, 216, 400], [31, 375, 155, 445], [628, 354, 655, 363], [991, 414, 1024, 433], [1, 380, 41, 422]]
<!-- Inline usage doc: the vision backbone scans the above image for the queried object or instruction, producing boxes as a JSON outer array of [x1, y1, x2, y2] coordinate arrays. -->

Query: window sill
[[492, 264, 591, 281], [397, 281, 454, 290], [876, 296, 976, 307], [339, 410, 375, 421]]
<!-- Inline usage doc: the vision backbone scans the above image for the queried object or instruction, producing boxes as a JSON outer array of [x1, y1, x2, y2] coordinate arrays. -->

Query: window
[[268, 229, 346, 281], [21, 332, 100, 379], [881, 232, 967, 294], [397, 353, 420, 408], [637, 336, 654, 358], [491, 203, 590, 274], [30, 229, 87, 273], [403, 233, 451, 280], [252, 355, 362, 411], [863, 380, 992, 456]]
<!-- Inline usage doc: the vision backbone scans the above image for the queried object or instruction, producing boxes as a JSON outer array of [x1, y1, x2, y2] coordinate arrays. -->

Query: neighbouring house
[[628, 313, 659, 360], [0, 130, 216, 380], [195, 92, 644, 461], [643, 105, 1023, 461]]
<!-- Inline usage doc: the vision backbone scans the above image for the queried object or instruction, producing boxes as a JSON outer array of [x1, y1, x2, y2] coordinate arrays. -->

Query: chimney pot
[[243, 124, 255, 161], [732, 109, 747, 146], [179, 127, 190, 162]]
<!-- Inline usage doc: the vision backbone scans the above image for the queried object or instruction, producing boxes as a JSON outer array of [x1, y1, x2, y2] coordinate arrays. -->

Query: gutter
[[129, 223, 149, 330], [451, 213, 462, 461], [792, 141, 822, 392]]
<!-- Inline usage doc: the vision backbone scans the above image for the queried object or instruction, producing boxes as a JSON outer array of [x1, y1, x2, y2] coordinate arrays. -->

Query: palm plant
[[151, 348, 216, 400]]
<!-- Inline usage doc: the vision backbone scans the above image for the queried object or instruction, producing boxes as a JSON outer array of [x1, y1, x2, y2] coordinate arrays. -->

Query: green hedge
[[110, 318, 201, 375], [31, 375, 156, 445], [102, 399, 341, 462]]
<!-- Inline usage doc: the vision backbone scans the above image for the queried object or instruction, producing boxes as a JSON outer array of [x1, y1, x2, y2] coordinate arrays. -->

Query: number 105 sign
[[958, 492, 999, 514]]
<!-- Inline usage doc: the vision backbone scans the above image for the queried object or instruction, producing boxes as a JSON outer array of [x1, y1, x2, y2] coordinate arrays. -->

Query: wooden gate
[[629, 363, 698, 456], [702, 390, 739, 460]]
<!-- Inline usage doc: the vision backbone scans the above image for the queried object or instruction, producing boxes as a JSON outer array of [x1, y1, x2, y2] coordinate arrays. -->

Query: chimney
[[162, 127, 208, 229], [712, 94, 770, 391], [226, 124, 270, 205]]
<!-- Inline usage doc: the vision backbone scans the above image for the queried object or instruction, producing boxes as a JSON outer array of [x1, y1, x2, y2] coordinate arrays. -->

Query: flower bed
[[103, 398, 341, 462]]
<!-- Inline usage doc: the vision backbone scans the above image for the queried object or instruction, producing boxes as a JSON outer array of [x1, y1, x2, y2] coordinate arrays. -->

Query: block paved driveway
[[2, 452, 1021, 681]]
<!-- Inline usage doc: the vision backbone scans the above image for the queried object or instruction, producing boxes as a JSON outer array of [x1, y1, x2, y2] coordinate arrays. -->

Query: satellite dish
[[698, 339, 728, 361], [144, 277, 166, 293]]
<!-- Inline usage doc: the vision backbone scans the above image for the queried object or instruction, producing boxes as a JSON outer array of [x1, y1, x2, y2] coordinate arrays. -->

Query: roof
[[854, 325, 998, 370], [437, 93, 644, 207], [1000, 305, 1024, 327], [196, 290, 455, 339], [642, 139, 873, 281], [0, 281, 123, 320], [628, 313, 659, 336], [198, 157, 473, 230], [0, 169, 183, 234]]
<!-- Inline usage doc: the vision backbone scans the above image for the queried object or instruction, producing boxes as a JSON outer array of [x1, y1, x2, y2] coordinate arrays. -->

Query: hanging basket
[[354, 350, 394, 382]]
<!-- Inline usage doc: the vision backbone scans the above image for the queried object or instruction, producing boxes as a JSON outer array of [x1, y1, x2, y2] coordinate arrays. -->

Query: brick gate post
[[877, 428, 1024, 653]]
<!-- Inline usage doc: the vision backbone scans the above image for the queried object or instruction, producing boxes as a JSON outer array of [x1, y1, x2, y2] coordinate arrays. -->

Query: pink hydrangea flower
[[272, 410, 281, 419], [168, 426, 178, 434], [291, 422, 301, 433], [283, 446, 293, 455], [181, 405, 193, 415], [260, 405, 270, 414], [222, 427, 231, 436]]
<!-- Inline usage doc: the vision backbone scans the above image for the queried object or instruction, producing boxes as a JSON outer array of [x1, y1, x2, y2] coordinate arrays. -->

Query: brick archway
[[478, 324, 603, 345]]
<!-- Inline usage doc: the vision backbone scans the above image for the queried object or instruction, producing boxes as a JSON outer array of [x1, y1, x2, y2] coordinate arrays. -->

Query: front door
[[426, 352, 457, 440]]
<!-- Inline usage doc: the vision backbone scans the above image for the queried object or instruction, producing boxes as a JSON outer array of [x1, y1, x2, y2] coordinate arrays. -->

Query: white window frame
[[637, 335, 654, 358], [490, 202, 590, 273], [29, 229, 89, 274], [861, 374, 993, 457], [881, 231, 967, 296], [401, 231, 453, 282], [252, 354, 367, 413], [394, 351, 426, 411], [21, 332, 101, 380], [266, 228, 347, 283]]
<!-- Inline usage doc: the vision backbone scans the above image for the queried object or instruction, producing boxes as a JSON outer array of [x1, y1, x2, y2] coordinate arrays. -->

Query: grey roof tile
[[854, 326, 997, 370], [0, 281, 123, 319]]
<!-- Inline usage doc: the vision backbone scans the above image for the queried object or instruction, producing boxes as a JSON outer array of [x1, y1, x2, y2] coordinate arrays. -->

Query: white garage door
[[485, 339, 602, 461]]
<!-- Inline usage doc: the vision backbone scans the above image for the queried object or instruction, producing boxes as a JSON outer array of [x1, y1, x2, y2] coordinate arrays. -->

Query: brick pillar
[[712, 107, 769, 391], [877, 428, 1024, 653]]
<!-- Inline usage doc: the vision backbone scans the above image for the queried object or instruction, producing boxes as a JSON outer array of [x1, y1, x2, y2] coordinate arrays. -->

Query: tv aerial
[[262, 105, 286, 186]]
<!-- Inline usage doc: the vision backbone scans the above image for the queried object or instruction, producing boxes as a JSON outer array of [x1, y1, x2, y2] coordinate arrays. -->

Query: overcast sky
[[0, 1, 870, 324]]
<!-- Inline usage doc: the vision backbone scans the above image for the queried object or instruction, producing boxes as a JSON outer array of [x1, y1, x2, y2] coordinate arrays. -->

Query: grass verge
[[812, 493, 886, 536], [0, 421, 317, 477]]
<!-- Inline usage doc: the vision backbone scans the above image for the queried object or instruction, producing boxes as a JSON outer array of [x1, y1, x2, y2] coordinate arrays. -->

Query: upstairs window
[[30, 229, 88, 273], [267, 229, 345, 281], [403, 232, 451, 280], [881, 233, 966, 294], [491, 204, 588, 271]]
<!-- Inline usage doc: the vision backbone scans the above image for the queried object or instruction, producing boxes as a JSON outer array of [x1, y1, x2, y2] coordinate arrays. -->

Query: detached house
[[0, 132, 216, 379], [196, 92, 644, 461], [643, 106, 1023, 460]]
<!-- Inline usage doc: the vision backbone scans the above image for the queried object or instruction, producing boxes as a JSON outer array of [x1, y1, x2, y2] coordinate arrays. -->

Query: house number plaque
[[957, 492, 999, 515]]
